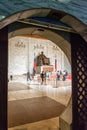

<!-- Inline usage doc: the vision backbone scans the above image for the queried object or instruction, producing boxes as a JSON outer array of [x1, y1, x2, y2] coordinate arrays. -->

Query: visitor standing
[[40, 71, 44, 84]]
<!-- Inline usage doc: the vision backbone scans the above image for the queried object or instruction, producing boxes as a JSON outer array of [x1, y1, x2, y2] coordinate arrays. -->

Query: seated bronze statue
[[36, 51, 50, 66]]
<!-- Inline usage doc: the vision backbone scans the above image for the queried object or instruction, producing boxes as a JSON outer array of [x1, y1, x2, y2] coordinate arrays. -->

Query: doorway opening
[[8, 34, 71, 129]]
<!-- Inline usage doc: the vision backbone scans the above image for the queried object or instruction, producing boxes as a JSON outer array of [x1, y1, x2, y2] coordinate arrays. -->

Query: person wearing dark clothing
[[57, 71, 60, 81], [40, 71, 44, 84], [44, 72, 47, 85], [10, 75, 13, 80], [33, 68, 36, 76], [27, 71, 31, 81]]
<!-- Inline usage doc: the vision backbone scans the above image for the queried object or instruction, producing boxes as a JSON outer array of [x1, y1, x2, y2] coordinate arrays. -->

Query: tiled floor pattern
[[8, 79, 71, 130]]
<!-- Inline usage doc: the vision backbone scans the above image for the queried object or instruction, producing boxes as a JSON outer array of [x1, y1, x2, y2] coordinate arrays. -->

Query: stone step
[[12, 126, 59, 130]]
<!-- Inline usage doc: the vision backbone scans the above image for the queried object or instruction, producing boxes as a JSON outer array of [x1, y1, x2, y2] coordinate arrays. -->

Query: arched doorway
[[8, 34, 71, 129], [0, 8, 87, 130]]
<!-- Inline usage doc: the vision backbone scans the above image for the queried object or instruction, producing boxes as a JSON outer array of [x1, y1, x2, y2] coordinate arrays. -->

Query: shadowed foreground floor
[[8, 96, 65, 128]]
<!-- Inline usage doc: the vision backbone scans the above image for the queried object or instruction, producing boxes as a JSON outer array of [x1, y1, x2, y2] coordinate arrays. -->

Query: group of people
[[27, 69, 68, 85], [56, 70, 68, 81]]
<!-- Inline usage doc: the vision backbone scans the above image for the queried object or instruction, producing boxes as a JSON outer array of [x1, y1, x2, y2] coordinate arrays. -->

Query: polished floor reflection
[[8, 77, 71, 130]]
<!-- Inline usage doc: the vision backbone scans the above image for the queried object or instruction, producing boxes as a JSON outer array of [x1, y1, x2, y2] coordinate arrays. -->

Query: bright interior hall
[[8, 36, 71, 130]]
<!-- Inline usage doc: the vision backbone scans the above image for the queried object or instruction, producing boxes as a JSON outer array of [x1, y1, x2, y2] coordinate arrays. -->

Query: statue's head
[[41, 51, 43, 55]]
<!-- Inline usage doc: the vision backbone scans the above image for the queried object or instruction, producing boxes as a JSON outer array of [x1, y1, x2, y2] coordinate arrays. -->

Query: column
[[0, 27, 8, 130]]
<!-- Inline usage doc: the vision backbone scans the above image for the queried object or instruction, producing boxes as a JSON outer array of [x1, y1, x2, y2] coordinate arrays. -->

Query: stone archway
[[8, 27, 71, 63], [0, 8, 87, 130]]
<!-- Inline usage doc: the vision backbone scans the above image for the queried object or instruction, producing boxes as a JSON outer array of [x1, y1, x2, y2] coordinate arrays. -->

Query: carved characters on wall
[[15, 41, 26, 48]]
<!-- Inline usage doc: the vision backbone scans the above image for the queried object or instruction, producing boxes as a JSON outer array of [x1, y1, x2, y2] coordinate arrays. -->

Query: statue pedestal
[[36, 65, 53, 73]]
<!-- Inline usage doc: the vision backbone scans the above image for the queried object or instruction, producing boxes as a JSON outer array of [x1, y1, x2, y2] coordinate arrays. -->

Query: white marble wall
[[8, 36, 71, 75]]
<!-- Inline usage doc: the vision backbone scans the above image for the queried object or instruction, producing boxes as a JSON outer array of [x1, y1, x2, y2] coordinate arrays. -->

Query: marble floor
[[8, 77, 71, 130]]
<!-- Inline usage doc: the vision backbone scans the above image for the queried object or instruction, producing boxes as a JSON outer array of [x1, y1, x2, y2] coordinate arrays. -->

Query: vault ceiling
[[0, 0, 87, 25]]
